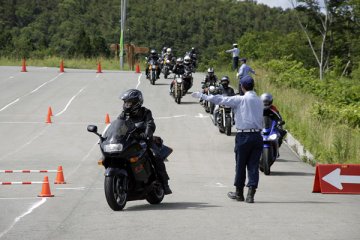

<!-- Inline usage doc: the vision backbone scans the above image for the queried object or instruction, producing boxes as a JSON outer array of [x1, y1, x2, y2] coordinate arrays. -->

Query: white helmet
[[184, 55, 191, 64], [166, 48, 172, 54]]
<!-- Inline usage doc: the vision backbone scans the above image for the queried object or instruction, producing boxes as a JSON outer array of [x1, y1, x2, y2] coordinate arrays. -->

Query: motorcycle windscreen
[[103, 118, 135, 145]]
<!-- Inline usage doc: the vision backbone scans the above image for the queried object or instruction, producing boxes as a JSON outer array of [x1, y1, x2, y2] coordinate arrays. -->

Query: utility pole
[[120, 0, 127, 70]]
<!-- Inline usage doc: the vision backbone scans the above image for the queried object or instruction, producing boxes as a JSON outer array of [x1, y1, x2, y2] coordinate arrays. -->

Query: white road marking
[[156, 115, 187, 119], [30, 73, 63, 93], [55, 87, 86, 116], [0, 98, 20, 112], [0, 73, 63, 112], [0, 126, 49, 161], [195, 113, 209, 118], [136, 73, 142, 89], [96, 74, 100, 78], [9, 76, 14, 79], [0, 198, 47, 238], [56, 187, 86, 190]]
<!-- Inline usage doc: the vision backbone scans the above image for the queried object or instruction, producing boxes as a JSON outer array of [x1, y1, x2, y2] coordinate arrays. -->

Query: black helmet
[[260, 93, 273, 109], [220, 76, 230, 88], [120, 89, 143, 114], [191, 47, 195, 53], [150, 49, 157, 55]]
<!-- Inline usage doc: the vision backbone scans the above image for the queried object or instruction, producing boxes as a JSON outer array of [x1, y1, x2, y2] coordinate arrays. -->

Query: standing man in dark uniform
[[191, 76, 263, 203]]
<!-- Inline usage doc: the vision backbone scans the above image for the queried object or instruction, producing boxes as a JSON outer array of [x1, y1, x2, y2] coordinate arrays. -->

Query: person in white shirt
[[225, 43, 240, 71], [191, 76, 263, 203], [237, 58, 255, 95]]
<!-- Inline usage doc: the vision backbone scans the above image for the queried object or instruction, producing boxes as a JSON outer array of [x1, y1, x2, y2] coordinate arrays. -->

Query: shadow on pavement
[[270, 171, 315, 176], [125, 202, 221, 211]]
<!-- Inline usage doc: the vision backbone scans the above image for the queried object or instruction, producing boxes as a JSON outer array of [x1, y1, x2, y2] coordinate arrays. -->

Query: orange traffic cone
[[96, 62, 102, 73], [59, 59, 65, 73], [135, 64, 141, 73], [105, 113, 110, 124], [46, 112, 52, 124], [54, 166, 66, 184], [48, 106, 53, 116], [21, 58, 27, 72], [38, 176, 54, 197]]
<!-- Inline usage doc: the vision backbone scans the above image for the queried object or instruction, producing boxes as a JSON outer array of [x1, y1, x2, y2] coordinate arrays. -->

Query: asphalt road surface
[[0, 66, 359, 240]]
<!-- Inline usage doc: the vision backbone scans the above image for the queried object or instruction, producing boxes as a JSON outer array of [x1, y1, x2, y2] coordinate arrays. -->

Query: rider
[[213, 76, 235, 125], [119, 89, 172, 194], [145, 49, 160, 79], [170, 57, 186, 94], [200, 68, 219, 103], [188, 47, 197, 68], [260, 93, 287, 147]]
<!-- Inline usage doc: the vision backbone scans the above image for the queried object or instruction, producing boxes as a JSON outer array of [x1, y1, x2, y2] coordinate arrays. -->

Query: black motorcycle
[[216, 105, 233, 136], [146, 58, 159, 85], [87, 118, 171, 211], [202, 82, 220, 114], [171, 74, 185, 104]]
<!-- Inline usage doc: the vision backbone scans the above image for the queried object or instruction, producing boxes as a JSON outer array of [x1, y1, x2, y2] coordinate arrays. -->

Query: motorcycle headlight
[[166, 60, 170, 64], [268, 134, 278, 141], [176, 78, 183, 83], [209, 86, 215, 92], [103, 143, 123, 153]]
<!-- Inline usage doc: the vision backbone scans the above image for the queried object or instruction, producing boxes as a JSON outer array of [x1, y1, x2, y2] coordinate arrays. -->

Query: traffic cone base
[[135, 64, 141, 73], [105, 113, 110, 124], [97, 62, 102, 73], [38, 176, 54, 197], [46, 113, 52, 124], [54, 166, 66, 184], [21, 58, 27, 72], [60, 60, 65, 73]]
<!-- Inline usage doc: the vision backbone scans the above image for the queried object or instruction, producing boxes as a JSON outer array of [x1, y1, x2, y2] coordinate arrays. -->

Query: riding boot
[[227, 187, 244, 201], [245, 187, 256, 203], [162, 178, 172, 195]]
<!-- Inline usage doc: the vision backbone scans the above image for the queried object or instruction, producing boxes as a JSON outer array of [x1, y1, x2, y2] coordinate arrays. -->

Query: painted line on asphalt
[[30, 73, 63, 93], [136, 73, 142, 89], [0, 98, 20, 112], [0, 73, 63, 112], [0, 198, 47, 238], [0, 126, 49, 161], [156, 115, 187, 119], [55, 86, 86, 116]]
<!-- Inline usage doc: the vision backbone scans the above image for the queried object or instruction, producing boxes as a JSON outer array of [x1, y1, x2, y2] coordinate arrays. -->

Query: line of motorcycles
[[200, 82, 234, 136], [198, 81, 285, 175]]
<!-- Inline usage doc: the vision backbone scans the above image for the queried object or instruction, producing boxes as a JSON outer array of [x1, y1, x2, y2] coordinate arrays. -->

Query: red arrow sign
[[313, 164, 360, 194]]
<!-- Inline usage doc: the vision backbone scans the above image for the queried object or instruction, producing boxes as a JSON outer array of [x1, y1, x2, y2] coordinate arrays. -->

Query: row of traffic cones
[[20, 58, 104, 73], [45, 106, 111, 124], [38, 166, 66, 197]]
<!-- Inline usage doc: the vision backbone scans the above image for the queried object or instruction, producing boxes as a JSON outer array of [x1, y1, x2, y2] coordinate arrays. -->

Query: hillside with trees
[[0, 0, 359, 163]]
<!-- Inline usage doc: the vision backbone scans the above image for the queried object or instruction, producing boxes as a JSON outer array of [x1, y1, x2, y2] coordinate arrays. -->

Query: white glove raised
[[191, 92, 202, 99]]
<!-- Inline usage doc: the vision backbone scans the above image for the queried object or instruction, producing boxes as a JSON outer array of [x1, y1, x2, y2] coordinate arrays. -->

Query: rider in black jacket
[[145, 49, 160, 79], [169, 58, 186, 94], [119, 89, 172, 194]]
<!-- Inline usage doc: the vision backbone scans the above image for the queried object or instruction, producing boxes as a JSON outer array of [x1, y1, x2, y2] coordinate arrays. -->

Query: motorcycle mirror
[[279, 120, 285, 125], [87, 125, 98, 133]]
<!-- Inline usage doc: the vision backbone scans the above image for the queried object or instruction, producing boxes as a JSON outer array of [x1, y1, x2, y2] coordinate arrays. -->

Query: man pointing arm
[[192, 76, 263, 203]]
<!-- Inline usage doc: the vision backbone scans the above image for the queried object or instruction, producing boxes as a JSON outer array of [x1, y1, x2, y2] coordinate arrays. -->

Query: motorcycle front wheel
[[225, 117, 232, 136], [146, 182, 164, 204], [262, 148, 272, 175], [104, 175, 128, 211]]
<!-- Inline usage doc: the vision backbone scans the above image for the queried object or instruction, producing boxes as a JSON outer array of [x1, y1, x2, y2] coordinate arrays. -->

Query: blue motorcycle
[[260, 116, 281, 175]]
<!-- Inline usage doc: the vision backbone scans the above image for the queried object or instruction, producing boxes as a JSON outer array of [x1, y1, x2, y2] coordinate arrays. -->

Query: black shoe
[[245, 187, 256, 203], [227, 187, 244, 201], [163, 184, 172, 195]]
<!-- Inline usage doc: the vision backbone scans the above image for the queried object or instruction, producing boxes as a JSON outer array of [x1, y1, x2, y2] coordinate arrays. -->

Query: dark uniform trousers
[[234, 132, 263, 188]]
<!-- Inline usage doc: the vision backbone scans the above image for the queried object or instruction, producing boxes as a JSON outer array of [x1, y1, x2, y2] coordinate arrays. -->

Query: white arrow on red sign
[[322, 168, 360, 190]]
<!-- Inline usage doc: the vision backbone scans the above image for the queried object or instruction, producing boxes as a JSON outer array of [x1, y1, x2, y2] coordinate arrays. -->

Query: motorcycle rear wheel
[[262, 148, 272, 175], [104, 175, 128, 211], [146, 182, 165, 204]]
